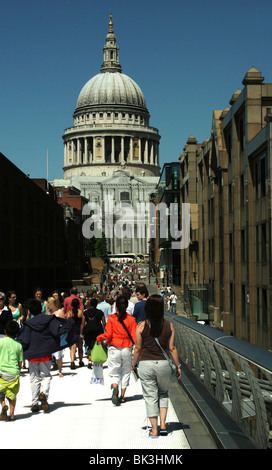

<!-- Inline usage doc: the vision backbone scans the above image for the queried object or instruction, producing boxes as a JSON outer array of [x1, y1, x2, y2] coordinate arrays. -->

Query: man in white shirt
[[170, 292, 177, 314]]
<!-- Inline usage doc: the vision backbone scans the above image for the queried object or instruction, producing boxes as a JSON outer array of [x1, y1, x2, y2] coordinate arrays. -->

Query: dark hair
[[116, 295, 128, 321], [34, 287, 43, 295], [90, 298, 98, 308], [145, 295, 164, 337], [121, 287, 131, 300], [70, 287, 78, 295], [28, 299, 42, 316], [6, 290, 18, 306], [71, 298, 80, 319], [136, 285, 149, 298], [5, 320, 20, 338]]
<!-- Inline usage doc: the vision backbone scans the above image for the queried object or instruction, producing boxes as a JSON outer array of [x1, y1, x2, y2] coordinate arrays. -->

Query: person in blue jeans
[[170, 292, 177, 314]]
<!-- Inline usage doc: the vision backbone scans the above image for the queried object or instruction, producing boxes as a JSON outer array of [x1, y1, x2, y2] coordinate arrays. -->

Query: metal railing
[[165, 312, 272, 449]]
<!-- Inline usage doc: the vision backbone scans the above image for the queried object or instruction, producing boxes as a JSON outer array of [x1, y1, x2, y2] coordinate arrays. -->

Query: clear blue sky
[[1, 0, 272, 180]]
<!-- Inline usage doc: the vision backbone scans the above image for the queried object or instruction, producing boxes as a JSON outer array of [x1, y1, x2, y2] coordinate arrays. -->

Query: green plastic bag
[[91, 341, 108, 364]]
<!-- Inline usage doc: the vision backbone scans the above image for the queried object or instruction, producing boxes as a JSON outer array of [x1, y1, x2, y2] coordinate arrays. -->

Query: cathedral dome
[[63, 15, 160, 181], [76, 71, 147, 110]]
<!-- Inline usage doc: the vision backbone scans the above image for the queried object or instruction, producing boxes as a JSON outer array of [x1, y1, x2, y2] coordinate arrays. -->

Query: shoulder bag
[[115, 314, 135, 345], [154, 337, 178, 382]]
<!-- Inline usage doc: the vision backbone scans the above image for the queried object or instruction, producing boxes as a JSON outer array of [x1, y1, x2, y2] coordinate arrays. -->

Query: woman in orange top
[[97, 295, 136, 405]]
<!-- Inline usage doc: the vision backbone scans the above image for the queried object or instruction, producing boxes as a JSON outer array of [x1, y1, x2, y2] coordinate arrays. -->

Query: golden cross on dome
[[109, 14, 113, 33]]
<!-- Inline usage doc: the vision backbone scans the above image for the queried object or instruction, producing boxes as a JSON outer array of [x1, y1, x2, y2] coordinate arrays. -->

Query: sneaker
[[70, 362, 76, 370], [0, 404, 8, 420], [31, 404, 40, 413], [39, 392, 49, 412], [79, 361, 84, 367]]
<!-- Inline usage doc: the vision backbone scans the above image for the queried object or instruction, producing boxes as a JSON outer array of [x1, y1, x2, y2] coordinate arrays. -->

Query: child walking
[[0, 321, 23, 421]]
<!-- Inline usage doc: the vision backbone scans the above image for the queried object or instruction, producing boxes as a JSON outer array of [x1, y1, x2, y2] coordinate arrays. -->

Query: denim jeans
[[170, 303, 176, 314]]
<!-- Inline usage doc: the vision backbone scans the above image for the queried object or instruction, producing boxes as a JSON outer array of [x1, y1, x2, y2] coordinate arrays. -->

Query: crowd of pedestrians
[[0, 269, 181, 436]]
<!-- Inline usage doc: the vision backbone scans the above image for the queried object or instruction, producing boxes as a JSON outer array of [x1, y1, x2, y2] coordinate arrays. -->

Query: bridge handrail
[[165, 311, 272, 449]]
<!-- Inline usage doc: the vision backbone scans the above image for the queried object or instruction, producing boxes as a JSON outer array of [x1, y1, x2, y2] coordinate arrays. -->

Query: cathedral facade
[[53, 15, 160, 255]]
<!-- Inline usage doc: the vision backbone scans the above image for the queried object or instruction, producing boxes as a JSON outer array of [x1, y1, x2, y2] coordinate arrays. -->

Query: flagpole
[[47, 148, 49, 190]]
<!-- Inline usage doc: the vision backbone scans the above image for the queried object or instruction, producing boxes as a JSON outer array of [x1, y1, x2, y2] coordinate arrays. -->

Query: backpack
[[85, 312, 98, 333]]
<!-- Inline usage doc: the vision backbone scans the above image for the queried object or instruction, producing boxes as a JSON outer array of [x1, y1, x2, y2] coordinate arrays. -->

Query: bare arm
[[131, 322, 144, 368], [168, 323, 182, 380]]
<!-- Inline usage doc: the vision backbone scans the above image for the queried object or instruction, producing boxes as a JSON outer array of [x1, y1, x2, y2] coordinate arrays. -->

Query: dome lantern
[[101, 14, 122, 74]]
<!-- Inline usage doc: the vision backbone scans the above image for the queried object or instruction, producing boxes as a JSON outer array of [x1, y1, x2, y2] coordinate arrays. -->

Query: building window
[[256, 225, 259, 263], [120, 191, 130, 201], [240, 174, 244, 207], [230, 283, 233, 313], [226, 131, 232, 163], [260, 156, 266, 198], [262, 289, 267, 327], [239, 117, 245, 153], [255, 161, 259, 200], [257, 288, 260, 324], [261, 223, 267, 262], [241, 284, 246, 318], [229, 233, 233, 263], [228, 183, 232, 213], [241, 229, 245, 263], [57, 190, 63, 198]]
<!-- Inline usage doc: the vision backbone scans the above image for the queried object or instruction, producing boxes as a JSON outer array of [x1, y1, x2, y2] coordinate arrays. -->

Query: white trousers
[[107, 346, 133, 388], [28, 361, 52, 405]]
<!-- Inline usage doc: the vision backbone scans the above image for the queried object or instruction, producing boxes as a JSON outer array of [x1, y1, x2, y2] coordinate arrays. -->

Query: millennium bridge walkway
[[2, 289, 271, 457]]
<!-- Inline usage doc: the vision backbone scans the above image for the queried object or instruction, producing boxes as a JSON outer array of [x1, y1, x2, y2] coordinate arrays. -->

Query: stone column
[[102, 137, 105, 162], [150, 141, 154, 165], [130, 137, 133, 162], [144, 139, 148, 164], [77, 139, 80, 164], [72, 140, 75, 164], [93, 137, 95, 162], [121, 137, 124, 163], [84, 138, 88, 164], [155, 142, 158, 165], [139, 139, 142, 163], [64, 142, 67, 166], [111, 137, 115, 163]]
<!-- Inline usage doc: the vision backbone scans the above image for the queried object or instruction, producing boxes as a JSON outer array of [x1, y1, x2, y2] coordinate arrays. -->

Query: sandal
[[119, 397, 126, 403], [111, 386, 120, 406], [160, 428, 168, 436], [0, 404, 8, 421], [7, 415, 16, 422], [39, 392, 49, 412]]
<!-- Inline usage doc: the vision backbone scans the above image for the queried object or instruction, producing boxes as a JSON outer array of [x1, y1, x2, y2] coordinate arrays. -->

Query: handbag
[[154, 337, 178, 382], [90, 341, 108, 364]]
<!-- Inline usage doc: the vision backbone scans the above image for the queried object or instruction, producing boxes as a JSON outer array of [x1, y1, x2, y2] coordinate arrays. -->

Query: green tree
[[94, 232, 109, 262]]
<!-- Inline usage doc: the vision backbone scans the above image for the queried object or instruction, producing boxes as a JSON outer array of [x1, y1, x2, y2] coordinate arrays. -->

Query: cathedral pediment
[[102, 169, 150, 187]]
